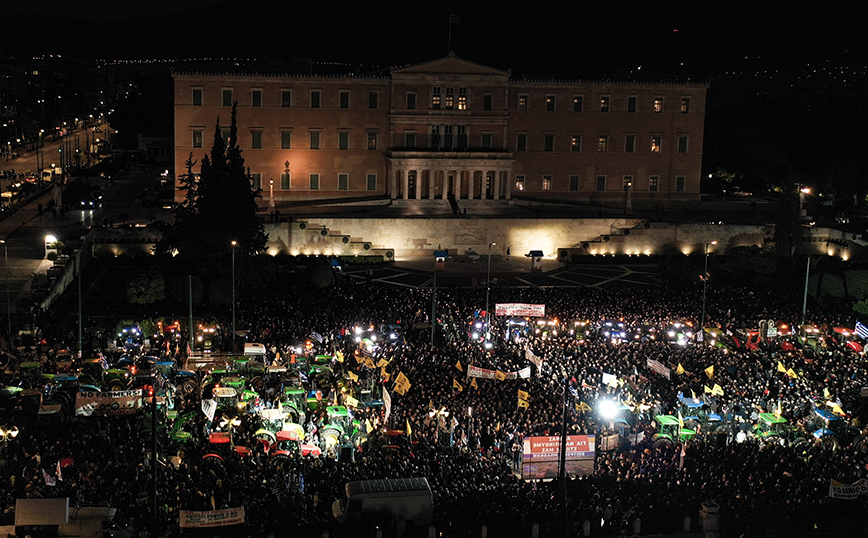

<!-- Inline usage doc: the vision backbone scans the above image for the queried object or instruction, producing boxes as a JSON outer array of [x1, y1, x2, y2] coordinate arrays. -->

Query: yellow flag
[[517, 399, 529, 409], [676, 363, 685, 375], [777, 361, 787, 373], [704, 365, 714, 379], [576, 401, 592, 412], [712, 384, 724, 396], [677, 410, 684, 428], [455, 361, 463, 372], [775, 401, 782, 417], [347, 371, 359, 382], [517, 389, 529, 401], [406, 419, 412, 436], [381, 369, 390, 382], [823, 387, 831, 399], [377, 358, 390, 368], [395, 371, 410, 390], [345, 396, 359, 408], [335, 350, 344, 362], [690, 389, 698, 401], [365, 357, 376, 369], [453, 379, 464, 392], [470, 378, 479, 390], [365, 419, 373, 433], [786, 368, 798, 379], [495, 370, 507, 381], [704, 385, 713, 394], [828, 401, 845, 416]]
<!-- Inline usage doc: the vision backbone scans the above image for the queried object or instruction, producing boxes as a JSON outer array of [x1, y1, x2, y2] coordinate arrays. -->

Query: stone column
[[402, 169, 409, 200], [441, 169, 448, 200], [428, 169, 436, 199], [493, 170, 501, 200], [467, 170, 474, 200], [480, 170, 487, 200], [504, 170, 512, 200]]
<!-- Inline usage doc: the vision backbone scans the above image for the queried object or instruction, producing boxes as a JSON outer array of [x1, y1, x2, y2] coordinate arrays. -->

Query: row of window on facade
[[190, 86, 692, 114], [248, 172, 378, 192], [190, 128, 690, 154], [515, 174, 687, 193]]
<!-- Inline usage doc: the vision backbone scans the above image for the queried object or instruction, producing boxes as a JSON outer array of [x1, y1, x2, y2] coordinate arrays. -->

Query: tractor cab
[[652, 415, 696, 449]]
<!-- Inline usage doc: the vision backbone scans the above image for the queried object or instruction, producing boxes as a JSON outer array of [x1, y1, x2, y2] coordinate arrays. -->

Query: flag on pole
[[453, 379, 464, 392], [690, 389, 698, 401], [42, 468, 56, 486], [406, 419, 412, 437], [704, 365, 715, 379], [517, 389, 529, 401], [823, 387, 831, 399], [347, 371, 359, 382], [455, 361, 463, 372], [450, 12, 461, 24], [470, 378, 478, 390], [677, 410, 684, 429], [383, 388, 392, 424], [56, 460, 63, 482], [786, 368, 798, 379], [704, 385, 712, 394], [777, 361, 787, 373], [517, 399, 529, 409], [365, 419, 373, 434], [676, 363, 685, 375], [495, 370, 507, 381], [310, 331, 324, 343], [377, 358, 390, 368], [576, 401, 592, 412], [712, 384, 724, 396]]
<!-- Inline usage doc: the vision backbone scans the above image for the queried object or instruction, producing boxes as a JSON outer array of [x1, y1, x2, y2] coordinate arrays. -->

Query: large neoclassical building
[[173, 54, 706, 210]]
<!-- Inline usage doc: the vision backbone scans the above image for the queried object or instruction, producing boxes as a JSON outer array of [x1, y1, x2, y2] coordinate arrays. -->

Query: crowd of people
[[3, 274, 868, 537]]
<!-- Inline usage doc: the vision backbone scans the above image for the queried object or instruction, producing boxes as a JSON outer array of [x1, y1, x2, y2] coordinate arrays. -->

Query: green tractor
[[320, 405, 367, 457], [78, 358, 129, 391], [280, 387, 308, 423], [652, 415, 697, 449], [750, 413, 807, 447]]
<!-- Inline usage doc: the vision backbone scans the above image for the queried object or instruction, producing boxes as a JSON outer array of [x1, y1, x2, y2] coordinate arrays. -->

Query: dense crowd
[[3, 276, 868, 537]]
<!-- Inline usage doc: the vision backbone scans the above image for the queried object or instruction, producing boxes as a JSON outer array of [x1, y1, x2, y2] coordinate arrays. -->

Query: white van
[[332, 477, 433, 526]]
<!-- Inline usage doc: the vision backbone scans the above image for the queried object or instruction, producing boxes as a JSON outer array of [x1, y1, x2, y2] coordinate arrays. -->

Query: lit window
[[515, 175, 525, 191], [600, 96, 610, 112], [542, 175, 552, 191], [367, 132, 378, 150], [681, 97, 690, 113], [432, 87, 441, 109], [654, 97, 663, 113], [445, 87, 454, 109], [651, 136, 662, 153], [649, 175, 659, 192], [458, 87, 467, 110], [598, 135, 608, 152], [571, 135, 581, 152], [518, 95, 528, 111], [192, 88, 203, 106]]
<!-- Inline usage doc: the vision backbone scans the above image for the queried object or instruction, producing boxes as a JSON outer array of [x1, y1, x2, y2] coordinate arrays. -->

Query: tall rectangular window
[[483, 94, 493, 111], [516, 133, 527, 152], [310, 131, 320, 149], [192, 88, 203, 106], [518, 95, 528, 111], [444, 125, 453, 150], [222, 88, 233, 107], [681, 97, 690, 113], [404, 132, 416, 148], [366, 174, 377, 191], [309, 173, 319, 190], [280, 173, 291, 190], [281, 90, 292, 107], [338, 173, 349, 191], [625, 135, 635, 153], [338, 132, 349, 150], [432, 87, 441, 109], [675, 175, 686, 192], [544, 134, 555, 152], [251, 89, 262, 107], [457, 125, 467, 149], [406, 92, 416, 110], [571, 135, 581, 152], [678, 135, 689, 153], [515, 175, 525, 191], [651, 135, 662, 153], [339, 91, 350, 108], [367, 132, 378, 150], [627, 96, 637, 113], [192, 130, 203, 148], [649, 175, 659, 192], [569, 175, 579, 191], [598, 135, 608, 152], [251, 131, 262, 149], [654, 97, 663, 113], [280, 131, 292, 149], [368, 91, 378, 109], [600, 96, 610, 112], [542, 175, 552, 191], [250, 173, 261, 190], [310, 90, 321, 108], [431, 125, 441, 149], [481, 133, 492, 149], [573, 96, 583, 112], [444, 87, 454, 109], [457, 87, 467, 110], [546, 95, 556, 111], [596, 175, 606, 192]]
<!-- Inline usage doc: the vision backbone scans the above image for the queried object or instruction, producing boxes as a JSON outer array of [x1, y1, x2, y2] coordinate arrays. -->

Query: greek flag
[[855, 321, 868, 340], [310, 331, 324, 343]]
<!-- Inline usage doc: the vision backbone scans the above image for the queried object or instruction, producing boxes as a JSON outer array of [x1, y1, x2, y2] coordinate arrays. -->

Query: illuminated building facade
[[173, 54, 707, 210]]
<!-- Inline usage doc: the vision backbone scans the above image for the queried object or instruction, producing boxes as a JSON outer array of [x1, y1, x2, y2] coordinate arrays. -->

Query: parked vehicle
[[332, 477, 434, 526], [807, 407, 867, 450], [750, 412, 807, 448], [652, 415, 696, 449]]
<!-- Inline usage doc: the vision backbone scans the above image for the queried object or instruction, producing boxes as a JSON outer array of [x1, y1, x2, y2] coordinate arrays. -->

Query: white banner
[[525, 347, 543, 371], [201, 399, 217, 422], [468, 365, 496, 379], [518, 366, 532, 379], [383, 388, 392, 424], [495, 303, 546, 317], [602, 373, 618, 387], [829, 478, 868, 499], [180, 507, 245, 528], [646, 359, 671, 380], [75, 390, 142, 416]]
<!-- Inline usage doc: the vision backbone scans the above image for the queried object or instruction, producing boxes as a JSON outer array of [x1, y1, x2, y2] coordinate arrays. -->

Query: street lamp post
[[0, 425, 19, 479], [231, 241, 237, 352], [1, 240, 9, 346], [269, 179, 275, 209], [485, 242, 496, 345], [45, 235, 56, 259], [700, 241, 717, 338]]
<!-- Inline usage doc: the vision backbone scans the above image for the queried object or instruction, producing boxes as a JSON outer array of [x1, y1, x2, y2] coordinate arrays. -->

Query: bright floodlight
[[484, 341, 493, 350], [598, 399, 619, 420], [45, 235, 57, 243]]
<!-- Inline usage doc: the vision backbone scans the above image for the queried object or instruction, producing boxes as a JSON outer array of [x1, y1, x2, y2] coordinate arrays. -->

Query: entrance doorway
[[408, 172, 416, 199]]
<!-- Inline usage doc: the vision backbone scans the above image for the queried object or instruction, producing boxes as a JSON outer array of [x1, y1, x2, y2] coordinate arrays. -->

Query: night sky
[[5, 0, 867, 78]]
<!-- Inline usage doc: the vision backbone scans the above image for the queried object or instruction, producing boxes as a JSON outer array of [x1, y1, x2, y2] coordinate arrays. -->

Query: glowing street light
[[45, 235, 56, 259]]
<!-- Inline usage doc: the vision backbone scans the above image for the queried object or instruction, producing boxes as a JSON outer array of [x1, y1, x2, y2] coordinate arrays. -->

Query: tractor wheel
[[286, 407, 300, 424], [250, 376, 265, 392], [653, 437, 673, 450], [761, 434, 783, 447], [179, 379, 199, 396], [852, 435, 868, 451], [821, 435, 840, 451], [107, 380, 126, 392], [790, 437, 808, 450]]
